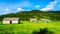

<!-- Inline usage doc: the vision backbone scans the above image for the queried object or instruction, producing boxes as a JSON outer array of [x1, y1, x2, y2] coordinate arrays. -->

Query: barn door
[[10, 20, 12, 24]]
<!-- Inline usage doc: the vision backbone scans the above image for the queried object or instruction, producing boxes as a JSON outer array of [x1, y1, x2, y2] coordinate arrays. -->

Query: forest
[[0, 10, 60, 21]]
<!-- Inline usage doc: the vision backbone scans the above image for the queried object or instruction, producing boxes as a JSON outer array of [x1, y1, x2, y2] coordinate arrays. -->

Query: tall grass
[[0, 21, 60, 34]]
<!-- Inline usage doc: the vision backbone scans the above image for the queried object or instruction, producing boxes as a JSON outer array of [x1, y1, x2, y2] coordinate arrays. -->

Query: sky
[[0, 0, 60, 15]]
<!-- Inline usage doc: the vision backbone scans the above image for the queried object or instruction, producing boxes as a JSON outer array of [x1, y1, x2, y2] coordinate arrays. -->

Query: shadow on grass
[[32, 28, 54, 34]]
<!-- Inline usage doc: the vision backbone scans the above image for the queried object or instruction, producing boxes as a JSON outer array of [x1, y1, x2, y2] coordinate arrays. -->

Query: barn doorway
[[10, 20, 12, 24]]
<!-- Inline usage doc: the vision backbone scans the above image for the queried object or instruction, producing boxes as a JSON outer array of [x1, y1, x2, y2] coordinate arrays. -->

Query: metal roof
[[3, 18, 19, 21]]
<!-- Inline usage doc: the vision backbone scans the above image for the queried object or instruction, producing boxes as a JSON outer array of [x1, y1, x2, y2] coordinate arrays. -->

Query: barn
[[40, 19, 51, 22], [30, 18, 37, 22], [3, 18, 20, 24]]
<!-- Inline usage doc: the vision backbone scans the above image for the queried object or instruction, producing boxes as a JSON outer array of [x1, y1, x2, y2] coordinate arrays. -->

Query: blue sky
[[0, 0, 60, 15]]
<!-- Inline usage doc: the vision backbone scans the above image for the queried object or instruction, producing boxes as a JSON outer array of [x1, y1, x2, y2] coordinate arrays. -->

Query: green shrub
[[32, 28, 54, 34]]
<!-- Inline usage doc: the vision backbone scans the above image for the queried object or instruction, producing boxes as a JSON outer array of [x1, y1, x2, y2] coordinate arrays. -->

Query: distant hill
[[47, 11, 60, 13], [0, 10, 60, 21]]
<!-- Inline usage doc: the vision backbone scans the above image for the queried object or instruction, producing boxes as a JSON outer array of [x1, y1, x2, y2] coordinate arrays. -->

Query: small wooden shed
[[3, 18, 20, 24], [30, 18, 37, 22]]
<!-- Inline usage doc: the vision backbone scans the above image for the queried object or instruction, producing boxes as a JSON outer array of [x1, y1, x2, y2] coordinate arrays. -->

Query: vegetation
[[0, 10, 60, 21], [0, 21, 60, 34], [32, 28, 54, 34], [0, 10, 60, 34]]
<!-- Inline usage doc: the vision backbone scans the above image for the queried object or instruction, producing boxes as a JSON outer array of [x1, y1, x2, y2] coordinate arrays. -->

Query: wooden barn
[[3, 18, 20, 24], [30, 18, 37, 22]]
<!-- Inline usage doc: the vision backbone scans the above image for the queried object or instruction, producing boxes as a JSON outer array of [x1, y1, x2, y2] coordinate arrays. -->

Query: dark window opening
[[10, 20, 12, 24], [18, 19, 20, 24]]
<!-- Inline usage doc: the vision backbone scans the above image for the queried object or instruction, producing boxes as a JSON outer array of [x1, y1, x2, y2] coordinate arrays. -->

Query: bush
[[32, 28, 54, 34]]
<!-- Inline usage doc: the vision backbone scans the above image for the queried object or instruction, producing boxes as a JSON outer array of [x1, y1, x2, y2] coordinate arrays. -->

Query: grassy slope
[[0, 21, 60, 34]]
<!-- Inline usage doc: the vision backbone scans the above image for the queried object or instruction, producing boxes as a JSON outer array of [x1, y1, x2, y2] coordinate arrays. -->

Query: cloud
[[0, 0, 33, 15], [41, 0, 57, 11], [17, 8, 23, 11], [2, 8, 12, 15], [35, 5, 40, 8], [5, 8, 10, 11]]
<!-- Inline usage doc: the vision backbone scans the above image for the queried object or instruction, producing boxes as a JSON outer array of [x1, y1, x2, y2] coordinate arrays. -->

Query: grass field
[[0, 21, 60, 34]]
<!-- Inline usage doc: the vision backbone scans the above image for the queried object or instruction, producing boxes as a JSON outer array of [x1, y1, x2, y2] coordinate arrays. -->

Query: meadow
[[0, 21, 60, 34]]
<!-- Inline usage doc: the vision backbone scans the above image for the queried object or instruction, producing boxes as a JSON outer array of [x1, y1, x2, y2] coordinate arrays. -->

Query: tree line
[[0, 10, 60, 21]]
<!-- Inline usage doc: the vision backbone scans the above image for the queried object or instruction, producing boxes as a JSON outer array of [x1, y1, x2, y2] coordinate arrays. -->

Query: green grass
[[0, 21, 60, 34]]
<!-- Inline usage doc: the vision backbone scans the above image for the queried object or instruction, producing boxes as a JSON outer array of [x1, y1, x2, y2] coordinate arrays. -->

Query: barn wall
[[30, 19, 37, 22], [3, 21, 10, 24], [12, 21, 18, 24]]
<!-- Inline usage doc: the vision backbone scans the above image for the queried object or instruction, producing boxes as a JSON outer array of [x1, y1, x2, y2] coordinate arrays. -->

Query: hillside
[[0, 10, 60, 34], [0, 10, 60, 21]]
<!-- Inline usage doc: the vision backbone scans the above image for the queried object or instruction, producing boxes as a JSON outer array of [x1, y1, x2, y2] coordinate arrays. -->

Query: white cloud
[[5, 8, 10, 11], [41, 0, 57, 11], [17, 8, 23, 11], [35, 5, 40, 8], [2, 8, 11, 15]]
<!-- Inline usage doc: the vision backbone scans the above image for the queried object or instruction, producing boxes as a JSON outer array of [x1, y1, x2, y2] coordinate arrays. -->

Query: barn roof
[[3, 18, 19, 21]]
